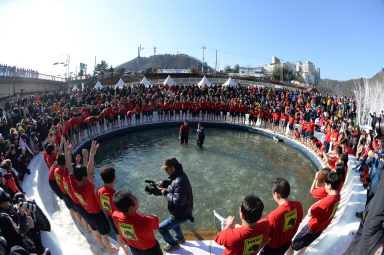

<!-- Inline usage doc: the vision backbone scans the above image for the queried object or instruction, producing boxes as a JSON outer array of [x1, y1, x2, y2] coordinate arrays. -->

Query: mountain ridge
[[117, 54, 213, 72], [318, 68, 384, 96]]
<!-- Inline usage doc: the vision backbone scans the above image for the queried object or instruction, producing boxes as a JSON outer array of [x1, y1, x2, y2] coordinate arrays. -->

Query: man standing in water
[[197, 123, 205, 148], [179, 121, 190, 145], [157, 157, 194, 252]]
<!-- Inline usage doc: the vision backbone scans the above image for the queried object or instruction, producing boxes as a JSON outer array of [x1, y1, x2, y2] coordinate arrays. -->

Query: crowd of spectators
[[0, 96, 52, 254], [0, 80, 382, 254], [0, 64, 39, 79]]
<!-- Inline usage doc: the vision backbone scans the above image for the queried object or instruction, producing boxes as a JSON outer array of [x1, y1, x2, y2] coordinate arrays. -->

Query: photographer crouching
[[156, 157, 194, 252]]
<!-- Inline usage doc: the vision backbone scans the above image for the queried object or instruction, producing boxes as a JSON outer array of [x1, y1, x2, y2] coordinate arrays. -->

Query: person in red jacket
[[272, 109, 281, 133], [66, 141, 119, 254], [179, 121, 191, 145], [119, 103, 126, 127], [222, 101, 228, 122], [310, 168, 331, 201], [300, 120, 308, 144], [330, 124, 339, 150], [234, 103, 241, 123], [294, 128, 301, 140], [260, 178, 303, 255], [281, 112, 288, 136], [229, 102, 235, 123], [181, 100, 188, 120], [288, 113, 296, 139], [306, 119, 315, 145], [214, 195, 270, 255], [126, 110, 133, 126], [54, 153, 83, 226], [174, 100, 181, 121], [156, 100, 163, 121], [134, 105, 141, 125], [287, 172, 340, 255], [44, 143, 57, 169], [112, 190, 162, 255], [96, 166, 128, 254], [99, 108, 106, 133]]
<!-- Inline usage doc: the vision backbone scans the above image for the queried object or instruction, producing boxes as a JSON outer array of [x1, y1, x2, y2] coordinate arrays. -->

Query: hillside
[[318, 68, 384, 96], [117, 54, 213, 72]]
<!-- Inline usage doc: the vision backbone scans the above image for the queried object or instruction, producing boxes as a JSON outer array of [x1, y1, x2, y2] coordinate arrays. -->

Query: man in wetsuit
[[196, 123, 205, 148], [179, 121, 190, 145]]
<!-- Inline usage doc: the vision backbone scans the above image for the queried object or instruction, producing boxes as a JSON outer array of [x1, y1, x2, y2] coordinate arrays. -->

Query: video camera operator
[[156, 157, 193, 252]]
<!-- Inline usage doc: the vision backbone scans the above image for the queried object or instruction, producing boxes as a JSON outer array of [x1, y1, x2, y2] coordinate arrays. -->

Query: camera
[[375, 116, 384, 139], [144, 180, 162, 196], [18, 198, 36, 213]]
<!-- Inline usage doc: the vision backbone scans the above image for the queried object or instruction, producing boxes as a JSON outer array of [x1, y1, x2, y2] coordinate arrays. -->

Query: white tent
[[163, 75, 176, 85], [72, 84, 79, 92], [198, 76, 212, 87], [140, 76, 151, 87], [222, 77, 237, 87], [94, 81, 103, 90], [115, 78, 126, 89]]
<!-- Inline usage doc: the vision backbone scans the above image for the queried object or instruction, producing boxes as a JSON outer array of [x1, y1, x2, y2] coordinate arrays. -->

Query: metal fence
[[123, 77, 299, 90], [36, 73, 66, 82]]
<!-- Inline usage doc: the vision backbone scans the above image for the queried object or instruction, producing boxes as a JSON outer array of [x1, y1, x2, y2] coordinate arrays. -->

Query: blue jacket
[[163, 167, 194, 221]]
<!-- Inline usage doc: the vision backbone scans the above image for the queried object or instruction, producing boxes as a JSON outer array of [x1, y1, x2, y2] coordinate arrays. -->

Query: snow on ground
[[21, 115, 365, 255], [23, 153, 126, 255]]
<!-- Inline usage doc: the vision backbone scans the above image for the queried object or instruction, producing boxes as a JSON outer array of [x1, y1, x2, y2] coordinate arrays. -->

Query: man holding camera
[[157, 157, 194, 252]]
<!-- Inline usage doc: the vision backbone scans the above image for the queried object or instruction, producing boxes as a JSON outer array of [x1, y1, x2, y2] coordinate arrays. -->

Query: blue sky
[[0, 0, 383, 80]]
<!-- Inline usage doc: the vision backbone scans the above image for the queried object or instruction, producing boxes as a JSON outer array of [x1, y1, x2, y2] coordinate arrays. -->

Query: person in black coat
[[157, 157, 193, 252], [347, 158, 384, 255]]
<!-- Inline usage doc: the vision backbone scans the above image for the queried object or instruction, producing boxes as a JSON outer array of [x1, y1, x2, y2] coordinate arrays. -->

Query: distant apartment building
[[240, 67, 267, 78], [230, 67, 267, 78], [264, 56, 320, 86]]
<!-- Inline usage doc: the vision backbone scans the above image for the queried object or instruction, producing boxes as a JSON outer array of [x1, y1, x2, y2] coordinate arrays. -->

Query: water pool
[[93, 126, 316, 237]]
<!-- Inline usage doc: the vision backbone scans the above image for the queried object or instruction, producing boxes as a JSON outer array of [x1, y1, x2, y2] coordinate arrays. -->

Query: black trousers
[[180, 134, 188, 144], [129, 241, 162, 255], [197, 136, 205, 147]]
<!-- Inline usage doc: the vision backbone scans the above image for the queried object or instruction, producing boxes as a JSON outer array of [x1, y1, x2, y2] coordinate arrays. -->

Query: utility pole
[[153, 46, 157, 70], [215, 49, 218, 74], [137, 46, 140, 73], [137, 44, 144, 73], [202, 46, 206, 73], [94, 56, 96, 76]]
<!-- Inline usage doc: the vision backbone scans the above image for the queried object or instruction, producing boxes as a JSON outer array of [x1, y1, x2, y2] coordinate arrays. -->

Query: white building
[[237, 67, 267, 78], [315, 68, 321, 85], [263, 57, 320, 86], [296, 61, 319, 86], [272, 56, 280, 65]]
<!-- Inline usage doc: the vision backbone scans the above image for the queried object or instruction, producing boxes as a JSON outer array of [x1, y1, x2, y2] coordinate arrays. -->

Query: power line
[[206, 47, 270, 61]]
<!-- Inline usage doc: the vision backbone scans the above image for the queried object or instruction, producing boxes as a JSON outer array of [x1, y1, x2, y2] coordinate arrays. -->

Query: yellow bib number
[[118, 222, 138, 241], [243, 234, 263, 255]]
